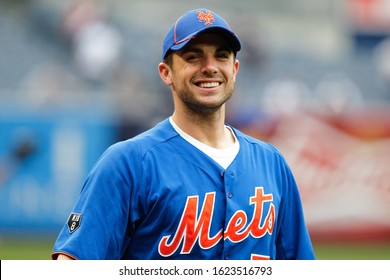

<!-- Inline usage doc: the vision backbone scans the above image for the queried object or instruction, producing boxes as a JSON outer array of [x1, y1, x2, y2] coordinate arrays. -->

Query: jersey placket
[[220, 169, 236, 260]]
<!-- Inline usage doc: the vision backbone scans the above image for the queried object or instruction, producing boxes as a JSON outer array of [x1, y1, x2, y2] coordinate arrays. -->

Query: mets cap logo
[[197, 10, 215, 26]]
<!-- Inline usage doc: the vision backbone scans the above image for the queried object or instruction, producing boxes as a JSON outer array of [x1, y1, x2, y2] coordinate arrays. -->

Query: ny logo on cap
[[197, 10, 215, 26]]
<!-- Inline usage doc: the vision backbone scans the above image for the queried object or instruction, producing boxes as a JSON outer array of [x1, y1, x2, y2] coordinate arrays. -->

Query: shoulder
[[96, 118, 178, 167], [231, 126, 284, 158]]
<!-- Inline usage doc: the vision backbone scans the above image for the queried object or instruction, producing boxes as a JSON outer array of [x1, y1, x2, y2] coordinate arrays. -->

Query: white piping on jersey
[[169, 117, 240, 169]]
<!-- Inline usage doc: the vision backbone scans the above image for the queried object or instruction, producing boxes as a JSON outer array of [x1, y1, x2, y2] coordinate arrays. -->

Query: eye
[[216, 51, 230, 59], [182, 52, 201, 62], [186, 54, 199, 61]]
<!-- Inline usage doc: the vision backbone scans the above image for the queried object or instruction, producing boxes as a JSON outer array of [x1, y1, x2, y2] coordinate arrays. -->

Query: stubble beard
[[176, 84, 234, 117]]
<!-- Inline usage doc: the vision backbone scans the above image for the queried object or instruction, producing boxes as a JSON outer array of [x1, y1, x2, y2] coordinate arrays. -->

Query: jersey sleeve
[[273, 149, 316, 260], [52, 141, 140, 260]]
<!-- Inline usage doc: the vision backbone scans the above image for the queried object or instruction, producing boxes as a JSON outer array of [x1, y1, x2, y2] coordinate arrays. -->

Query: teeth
[[199, 82, 219, 88]]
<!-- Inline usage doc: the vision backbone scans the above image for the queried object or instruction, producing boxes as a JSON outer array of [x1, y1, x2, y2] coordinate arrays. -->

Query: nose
[[201, 55, 218, 76]]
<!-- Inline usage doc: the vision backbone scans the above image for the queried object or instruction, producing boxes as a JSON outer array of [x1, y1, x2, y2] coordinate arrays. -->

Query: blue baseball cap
[[162, 8, 241, 59]]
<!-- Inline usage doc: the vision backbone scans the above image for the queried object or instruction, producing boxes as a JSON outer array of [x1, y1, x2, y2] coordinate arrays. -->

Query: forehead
[[181, 32, 232, 52]]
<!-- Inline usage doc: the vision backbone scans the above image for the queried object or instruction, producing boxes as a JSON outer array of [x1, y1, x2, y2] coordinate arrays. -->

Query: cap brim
[[168, 27, 241, 56]]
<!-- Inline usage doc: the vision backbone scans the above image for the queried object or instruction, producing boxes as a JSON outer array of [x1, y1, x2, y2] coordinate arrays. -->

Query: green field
[[1, 237, 389, 260], [0, 237, 57, 260], [313, 241, 390, 260]]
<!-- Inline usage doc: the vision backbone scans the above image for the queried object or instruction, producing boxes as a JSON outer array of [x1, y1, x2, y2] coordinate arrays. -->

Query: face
[[159, 32, 239, 116]]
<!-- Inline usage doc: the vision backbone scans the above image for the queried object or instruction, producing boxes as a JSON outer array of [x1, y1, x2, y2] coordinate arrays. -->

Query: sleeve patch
[[67, 213, 82, 234]]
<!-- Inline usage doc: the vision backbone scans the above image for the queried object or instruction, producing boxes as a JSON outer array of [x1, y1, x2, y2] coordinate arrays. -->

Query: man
[[53, 8, 315, 260]]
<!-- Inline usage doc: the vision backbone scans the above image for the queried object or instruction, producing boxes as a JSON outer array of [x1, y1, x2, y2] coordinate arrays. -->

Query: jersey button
[[227, 191, 233, 198], [224, 254, 229, 260], [220, 171, 225, 177]]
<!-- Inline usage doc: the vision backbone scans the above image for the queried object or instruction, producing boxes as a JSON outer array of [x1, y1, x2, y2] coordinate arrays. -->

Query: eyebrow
[[180, 46, 232, 55]]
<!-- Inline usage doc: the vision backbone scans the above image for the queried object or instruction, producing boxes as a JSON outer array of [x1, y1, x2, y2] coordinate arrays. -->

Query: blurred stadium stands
[[0, 0, 389, 243]]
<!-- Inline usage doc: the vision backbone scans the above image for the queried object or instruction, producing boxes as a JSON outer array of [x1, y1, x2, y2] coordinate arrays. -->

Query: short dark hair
[[163, 51, 173, 67]]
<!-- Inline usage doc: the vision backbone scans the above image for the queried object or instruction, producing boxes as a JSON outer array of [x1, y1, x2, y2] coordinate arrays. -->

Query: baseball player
[[52, 8, 315, 260]]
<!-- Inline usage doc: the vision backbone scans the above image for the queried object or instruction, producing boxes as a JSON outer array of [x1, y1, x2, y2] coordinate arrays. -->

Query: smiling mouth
[[196, 82, 221, 88]]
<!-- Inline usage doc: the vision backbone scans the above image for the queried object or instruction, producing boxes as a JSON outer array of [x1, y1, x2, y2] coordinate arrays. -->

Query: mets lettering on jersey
[[52, 119, 315, 260], [158, 187, 274, 257]]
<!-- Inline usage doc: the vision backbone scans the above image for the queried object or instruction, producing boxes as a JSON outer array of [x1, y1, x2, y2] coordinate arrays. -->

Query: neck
[[172, 106, 235, 149]]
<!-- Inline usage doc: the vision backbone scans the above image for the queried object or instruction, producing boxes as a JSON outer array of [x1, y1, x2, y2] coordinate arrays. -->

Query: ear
[[233, 59, 239, 80], [158, 62, 172, 86]]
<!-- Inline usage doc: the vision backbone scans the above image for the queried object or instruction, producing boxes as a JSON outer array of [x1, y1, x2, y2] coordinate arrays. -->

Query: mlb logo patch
[[67, 213, 82, 234]]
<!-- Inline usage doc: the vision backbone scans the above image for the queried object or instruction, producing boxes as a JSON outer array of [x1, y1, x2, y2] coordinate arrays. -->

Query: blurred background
[[0, 0, 389, 259]]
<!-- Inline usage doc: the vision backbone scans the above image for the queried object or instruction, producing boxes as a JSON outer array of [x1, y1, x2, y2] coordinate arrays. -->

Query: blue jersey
[[52, 118, 315, 260]]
